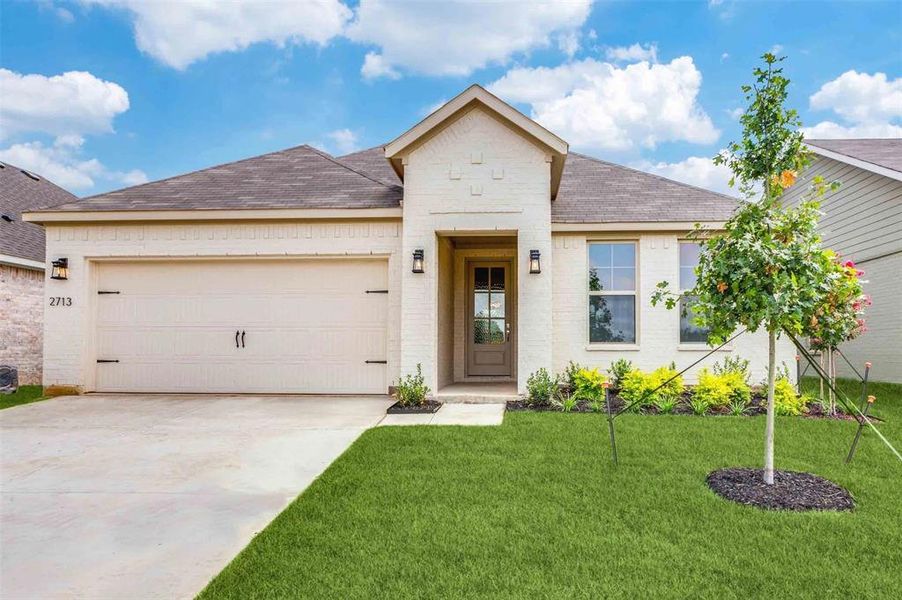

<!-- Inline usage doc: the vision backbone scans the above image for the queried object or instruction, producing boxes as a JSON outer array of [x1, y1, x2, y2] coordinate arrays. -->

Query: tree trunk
[[763, 329, 777, 485]]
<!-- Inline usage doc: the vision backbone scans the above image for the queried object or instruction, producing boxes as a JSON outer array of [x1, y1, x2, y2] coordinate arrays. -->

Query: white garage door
[[94, 259, 389, 394]]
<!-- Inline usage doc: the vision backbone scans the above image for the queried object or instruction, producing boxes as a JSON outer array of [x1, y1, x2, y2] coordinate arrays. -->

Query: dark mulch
[[386, 400, 442, 414], [707, 467, 855, 512]]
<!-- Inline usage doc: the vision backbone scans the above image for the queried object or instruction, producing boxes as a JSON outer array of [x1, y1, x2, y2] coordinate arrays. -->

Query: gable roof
[[806, 139, 902, 181], [339, 147, 738, 224], [38, 145, 403, 213], [0, 162, 77, 266], [383, 84, 569, 199]]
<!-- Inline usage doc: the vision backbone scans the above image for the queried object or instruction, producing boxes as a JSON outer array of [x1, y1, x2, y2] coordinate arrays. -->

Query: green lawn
[[201, 379, 901, 599], [0, 385, 48, 410]]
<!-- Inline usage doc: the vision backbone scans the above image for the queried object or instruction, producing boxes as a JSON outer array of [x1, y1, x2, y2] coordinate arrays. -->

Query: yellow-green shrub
[[572, 368, 607, 402], [619, 366, 684, 409], [693, 368, 751, 408], [772, 377, 808, 415]]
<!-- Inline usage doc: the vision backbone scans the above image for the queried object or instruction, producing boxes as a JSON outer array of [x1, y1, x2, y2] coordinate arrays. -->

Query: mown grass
[[201, 379, 901, 599], [0, 385, 48, 410]]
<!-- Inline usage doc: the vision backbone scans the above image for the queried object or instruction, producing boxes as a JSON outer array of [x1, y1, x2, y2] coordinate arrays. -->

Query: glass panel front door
[[468, 262, 512, 376]]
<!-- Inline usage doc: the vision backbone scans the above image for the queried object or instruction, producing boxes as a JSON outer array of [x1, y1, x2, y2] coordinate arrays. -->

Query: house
[[1, 162, 78, 385], [783, 139, 902, 384], [23, 85, 794, 398]]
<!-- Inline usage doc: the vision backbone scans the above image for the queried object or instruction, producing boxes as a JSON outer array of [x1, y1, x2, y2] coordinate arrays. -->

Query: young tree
[[652, 54, 866, 484]]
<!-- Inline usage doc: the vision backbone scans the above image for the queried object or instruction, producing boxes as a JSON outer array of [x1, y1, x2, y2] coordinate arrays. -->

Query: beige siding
[[0, 265, 44, 385], [41, 220, 402, 392], [551, 232, 796, 384], [784, 156, 902, 383]]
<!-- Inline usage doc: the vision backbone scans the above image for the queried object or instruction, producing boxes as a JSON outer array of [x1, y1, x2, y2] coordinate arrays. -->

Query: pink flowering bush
[[805, 253, 869, 350]]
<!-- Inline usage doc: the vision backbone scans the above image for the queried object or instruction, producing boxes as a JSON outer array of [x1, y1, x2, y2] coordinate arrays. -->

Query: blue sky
[[1, 0, 900, 197]]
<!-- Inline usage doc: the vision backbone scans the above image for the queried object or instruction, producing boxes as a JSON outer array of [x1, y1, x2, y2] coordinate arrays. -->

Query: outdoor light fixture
[[529, 249, 541, 274], [412, 249, 425, 273], [50, 258, 69, 280]]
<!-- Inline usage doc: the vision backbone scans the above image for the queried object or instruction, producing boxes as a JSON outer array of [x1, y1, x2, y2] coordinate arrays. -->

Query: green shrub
[[553, 394, 578, 413], [688, 393, 710, 415], [607, 359, 634, 389], [772, 377, 808, 416], [572, 368, 606, 403], [694, 368, 751, 409], [563, 361, 585, 391], [395, 364, 430, 406], [729, 395, 750, 415], [654, 395, 678, 414], [712, 355, 751, 381], [525, 368, 559, 406], [619, 366, 684, 410]]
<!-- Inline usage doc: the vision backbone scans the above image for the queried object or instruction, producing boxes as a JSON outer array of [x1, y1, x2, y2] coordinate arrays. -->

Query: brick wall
[[0, 264, 44, 385]]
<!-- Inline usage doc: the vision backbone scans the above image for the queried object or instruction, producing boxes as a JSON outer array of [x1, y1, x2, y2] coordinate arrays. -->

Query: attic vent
[[1, 215, 12, 223], [21, 169, 40, 181]]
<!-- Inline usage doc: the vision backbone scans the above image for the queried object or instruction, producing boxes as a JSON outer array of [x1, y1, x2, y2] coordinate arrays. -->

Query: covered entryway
[[93, 258, 389, 394]]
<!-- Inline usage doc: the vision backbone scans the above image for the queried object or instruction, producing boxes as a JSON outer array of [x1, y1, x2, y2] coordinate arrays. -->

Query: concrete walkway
[[0, 394, 392, 599], [380, 402, 506, 426]]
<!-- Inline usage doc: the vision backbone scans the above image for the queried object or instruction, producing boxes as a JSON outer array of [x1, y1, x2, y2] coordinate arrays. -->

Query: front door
[[467, 262, 512, 376]]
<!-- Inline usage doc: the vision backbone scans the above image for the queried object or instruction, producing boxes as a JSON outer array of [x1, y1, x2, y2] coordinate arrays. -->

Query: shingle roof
[[43, 144, 403, 212], [807, 139, 902, 173], [552, 152, 738, 223], [0, 162, 77, 263], [339, 147, 737, 223]]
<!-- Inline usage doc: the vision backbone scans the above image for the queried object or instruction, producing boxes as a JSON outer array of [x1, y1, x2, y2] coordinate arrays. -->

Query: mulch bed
[[386, 400, 442, 414], [707, 467, 855, 511]]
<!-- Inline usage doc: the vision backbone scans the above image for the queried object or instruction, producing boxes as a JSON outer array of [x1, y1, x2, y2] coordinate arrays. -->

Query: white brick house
[[24, 86, 794, 397]]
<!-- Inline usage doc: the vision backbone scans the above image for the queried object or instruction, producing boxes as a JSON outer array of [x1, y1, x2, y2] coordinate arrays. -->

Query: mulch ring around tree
[[386, 400, 442, 414], [707, 467, 854, 512]]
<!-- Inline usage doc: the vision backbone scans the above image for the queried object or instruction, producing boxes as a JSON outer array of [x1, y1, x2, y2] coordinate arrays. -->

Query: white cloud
[[604, 43, 657, 63], [0, 136, 147, 192], [805, 70, 902, 139], [769, 44, 784, 55], [802, 120, 902, 140], [635, 156, 736, 197], [720, 52, 729, 62], [809, 70, 902, 124], [488, 56, 719, 151], [83, 0, 352, 70], [557, 31, 581, 59], [347, 0, 592, 77], [0, 69, 129, 140], [726, 107, 744, 120], [360, 51, 400, 80], [326, 128, 359, 154]]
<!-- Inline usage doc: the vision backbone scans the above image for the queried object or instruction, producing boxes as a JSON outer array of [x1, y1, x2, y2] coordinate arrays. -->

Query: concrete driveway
[[0, 394, 392, 599]]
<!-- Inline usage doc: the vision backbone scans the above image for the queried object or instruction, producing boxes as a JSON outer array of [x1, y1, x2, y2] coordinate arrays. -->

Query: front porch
[[435, 233, 521, 399]]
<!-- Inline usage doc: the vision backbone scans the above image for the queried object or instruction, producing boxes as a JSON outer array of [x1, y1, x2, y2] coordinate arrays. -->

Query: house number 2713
[[49, 297, 73, 307]]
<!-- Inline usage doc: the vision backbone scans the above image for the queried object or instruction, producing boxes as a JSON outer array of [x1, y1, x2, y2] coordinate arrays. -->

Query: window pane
[[612, 267, 635, 291], [589, 244, 612, 270], [589, 267, 612, 292], [474, 267, 489, 291], [489, 319, 505, 344], [474, 292, 490, 317], [679, 266, 697, 290], [589, 295, 636, 343], [474, 319, 489, 344], [612, 243, 635, 267], [680, 296, 709, 343], [490, 267, 505, 291], [490, 292, 505, 318]]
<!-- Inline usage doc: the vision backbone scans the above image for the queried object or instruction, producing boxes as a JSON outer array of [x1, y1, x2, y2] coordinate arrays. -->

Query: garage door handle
[[241, 330, 246, 348], [235, 330, 240, 348]]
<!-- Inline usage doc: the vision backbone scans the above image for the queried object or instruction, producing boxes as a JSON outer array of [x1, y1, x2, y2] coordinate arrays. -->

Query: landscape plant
[[712, 356, 751, 380], [619, 366, 684, 411], [525, 368, 560, 407], [394, 364, 430, 407], [694, 368, 751, 409], [651, 54, 866, 484], [772, 377, 809, 416], [563, 361, 585, 392], [606, 358, 634, 389]]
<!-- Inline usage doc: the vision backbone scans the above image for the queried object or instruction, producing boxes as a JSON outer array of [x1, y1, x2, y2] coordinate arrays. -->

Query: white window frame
[[586, 240, 639, 349], [677, 240, 716, 350]]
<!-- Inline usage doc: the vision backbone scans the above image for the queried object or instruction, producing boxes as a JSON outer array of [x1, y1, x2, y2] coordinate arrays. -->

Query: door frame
[[465, 258, 516, 378]]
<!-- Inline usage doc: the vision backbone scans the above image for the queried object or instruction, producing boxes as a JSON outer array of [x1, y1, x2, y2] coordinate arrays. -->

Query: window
[[679, 242, 710, 343], [588, 242, 636, 343]]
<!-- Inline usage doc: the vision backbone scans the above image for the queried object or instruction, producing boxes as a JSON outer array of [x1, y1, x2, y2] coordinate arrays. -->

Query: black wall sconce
[[412, 249, 425, 273], [529, 249, 541, 274], [50, 258, 69, 280]]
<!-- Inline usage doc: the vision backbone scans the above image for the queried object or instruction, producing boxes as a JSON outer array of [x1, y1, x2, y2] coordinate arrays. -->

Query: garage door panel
[[94, 259, 388, 394]]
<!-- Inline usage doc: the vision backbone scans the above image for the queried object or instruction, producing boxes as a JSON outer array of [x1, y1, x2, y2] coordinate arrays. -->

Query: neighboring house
[[1, 162, 78, 385], [784, 139, 902, 384], [24, 85, 794, 397]]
